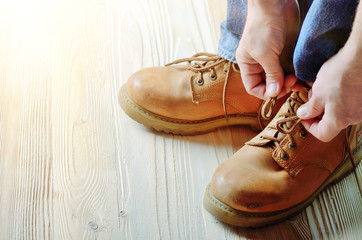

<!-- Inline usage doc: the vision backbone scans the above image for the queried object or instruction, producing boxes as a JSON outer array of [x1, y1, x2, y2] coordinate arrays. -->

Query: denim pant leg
[[294, 0, 358, 82], [217, 0, 309, 64], [218, 0, 357, 82], [217, 0, 247, 63]]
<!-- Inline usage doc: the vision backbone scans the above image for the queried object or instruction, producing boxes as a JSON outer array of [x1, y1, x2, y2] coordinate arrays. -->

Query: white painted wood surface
[[0, 0, 361, 239]]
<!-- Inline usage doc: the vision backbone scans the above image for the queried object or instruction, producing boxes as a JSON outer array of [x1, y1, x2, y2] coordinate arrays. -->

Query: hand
[[297, 46, 362, 142], [236, 0, 300, 99]]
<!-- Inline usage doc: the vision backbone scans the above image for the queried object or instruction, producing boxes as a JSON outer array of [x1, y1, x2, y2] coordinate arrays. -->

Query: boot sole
[[203, 143, 362, 227], [118, 85, 263, 135]]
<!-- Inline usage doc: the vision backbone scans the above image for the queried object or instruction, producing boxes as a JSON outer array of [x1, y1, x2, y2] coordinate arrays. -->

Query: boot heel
[[331, 158, 355, 184], [352, 141, 362, 167], [330, 139, 362, 184]]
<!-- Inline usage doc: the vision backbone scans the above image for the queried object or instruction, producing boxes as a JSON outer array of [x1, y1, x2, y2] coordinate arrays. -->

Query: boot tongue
[[272, 87, 309, 140], [247, 87, 310, 147], [297, 86, 309, 103]]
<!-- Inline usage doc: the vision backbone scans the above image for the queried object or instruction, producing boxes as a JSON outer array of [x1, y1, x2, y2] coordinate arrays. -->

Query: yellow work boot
[[119, 53, 287, 135], [204, 84, 362, 227]]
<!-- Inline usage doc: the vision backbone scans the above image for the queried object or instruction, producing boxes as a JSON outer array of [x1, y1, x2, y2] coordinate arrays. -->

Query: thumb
[[297, 96, 325, 120], [262, 60, 284, 98]]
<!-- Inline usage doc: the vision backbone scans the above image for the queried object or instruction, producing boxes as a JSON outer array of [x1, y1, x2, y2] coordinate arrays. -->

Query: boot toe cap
[[126, 68, 159, 107], [209, 148, 289, 212]]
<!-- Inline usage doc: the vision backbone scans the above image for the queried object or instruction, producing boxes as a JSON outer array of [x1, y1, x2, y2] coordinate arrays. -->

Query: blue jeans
[[218, 0, 358, 82]]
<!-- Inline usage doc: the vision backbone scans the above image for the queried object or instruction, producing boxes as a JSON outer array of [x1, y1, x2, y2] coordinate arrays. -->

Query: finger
[[284, 74, 302, 93], [241, 71, 266, 99], [297, 94, 325, 120], [276, 88, 288, 99], [301, 113, 340, 142], [300, 118, 318, 135], [239, 62, 266, 99], [275, 75, 302, 98], [260, 58, 284, 97], [291, 84, 303, 92]]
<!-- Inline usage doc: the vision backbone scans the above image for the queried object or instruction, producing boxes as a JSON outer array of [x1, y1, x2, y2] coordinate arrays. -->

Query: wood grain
[[0, 0, 360, 239], [207, 0, 227, 42]]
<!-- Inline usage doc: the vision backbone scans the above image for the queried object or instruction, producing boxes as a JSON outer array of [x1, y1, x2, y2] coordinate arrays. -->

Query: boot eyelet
[[299, 131, 307, 138], [281, 152, 289, 160], [288, 143, 296, 150], [267, 126, 272, 131], [223, 69, 228, 74], [195, 78, 204, 86], [259, 136, 264, 140], [209, 75, 217, 80]]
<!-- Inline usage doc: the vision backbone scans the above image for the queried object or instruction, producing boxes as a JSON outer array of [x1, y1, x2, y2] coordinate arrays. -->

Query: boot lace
[[165, 52, 240, 117], [256, 95, 305, 160], [255, 87, 354, 163]]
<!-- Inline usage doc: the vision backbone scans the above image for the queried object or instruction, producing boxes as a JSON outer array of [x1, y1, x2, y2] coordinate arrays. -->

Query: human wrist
[[343, 2, 362, 56], [248, 0, 295, 11], [343, 37, 362, 60], [248, 0, 281, 14], [247, 0, 297, 23]]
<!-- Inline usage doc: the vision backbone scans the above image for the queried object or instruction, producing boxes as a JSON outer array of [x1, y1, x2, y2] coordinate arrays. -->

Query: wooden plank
[[50, 0, 122, 238], [306, 173, 362, 239], [0, 0, 361, 239], [207, 0, 227, 42], [355, 163, 362, 194], [0, 2, 55, 238], [0, 0, 123, 238]]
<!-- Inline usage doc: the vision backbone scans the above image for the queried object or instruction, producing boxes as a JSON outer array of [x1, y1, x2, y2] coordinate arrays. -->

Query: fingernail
[[297, 105, 307, 118], [267, 83, 279, 97]]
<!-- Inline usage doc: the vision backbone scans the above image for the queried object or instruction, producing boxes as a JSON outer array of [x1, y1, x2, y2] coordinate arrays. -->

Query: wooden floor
[[0, 0, 361, 239]]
